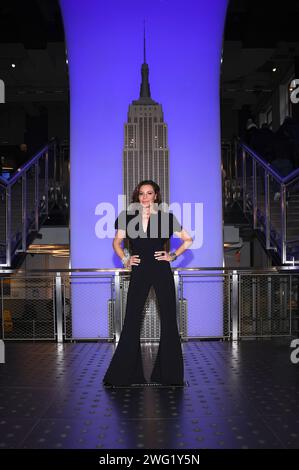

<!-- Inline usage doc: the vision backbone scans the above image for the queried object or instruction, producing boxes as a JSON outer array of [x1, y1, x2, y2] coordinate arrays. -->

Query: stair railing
[[0, 139, 66, 267], [234, 140, 299, 265]]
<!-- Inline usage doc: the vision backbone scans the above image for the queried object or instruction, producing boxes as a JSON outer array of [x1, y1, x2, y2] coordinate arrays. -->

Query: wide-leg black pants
[[103, 261, 184, 386]]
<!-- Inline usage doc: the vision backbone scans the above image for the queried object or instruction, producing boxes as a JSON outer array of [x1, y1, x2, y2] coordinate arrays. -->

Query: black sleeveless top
[[115, 210, 182, 262]]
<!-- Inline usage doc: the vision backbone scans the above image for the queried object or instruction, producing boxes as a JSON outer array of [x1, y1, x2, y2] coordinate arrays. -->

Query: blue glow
[[60, 0, 228, 338]]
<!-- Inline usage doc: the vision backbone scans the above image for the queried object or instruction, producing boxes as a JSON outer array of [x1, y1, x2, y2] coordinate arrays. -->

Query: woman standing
[[103, 180, 193, 386]]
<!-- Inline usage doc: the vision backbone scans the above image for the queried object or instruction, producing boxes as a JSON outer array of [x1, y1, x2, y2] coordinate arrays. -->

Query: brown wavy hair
[[131, 180, 162, 205]]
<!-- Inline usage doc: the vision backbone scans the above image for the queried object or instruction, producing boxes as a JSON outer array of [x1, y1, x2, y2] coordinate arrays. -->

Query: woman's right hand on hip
[[126, 255, 140, 267]]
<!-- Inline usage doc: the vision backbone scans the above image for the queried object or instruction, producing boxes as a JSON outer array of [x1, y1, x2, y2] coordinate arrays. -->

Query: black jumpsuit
[[103, 209, 184, 386]]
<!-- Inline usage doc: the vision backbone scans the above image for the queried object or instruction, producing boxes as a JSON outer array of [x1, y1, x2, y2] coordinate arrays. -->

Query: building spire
[[139, 20, 151, 100], [143, 20, 146, 64], [132, 21, 157, 105]]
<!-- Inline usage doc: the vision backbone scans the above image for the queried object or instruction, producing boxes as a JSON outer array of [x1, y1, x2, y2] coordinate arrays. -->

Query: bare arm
[[172, 228, 193, 257], [155, 228, 193, 261], [113, 230, 140, 267], [112, 229, 127, 260]]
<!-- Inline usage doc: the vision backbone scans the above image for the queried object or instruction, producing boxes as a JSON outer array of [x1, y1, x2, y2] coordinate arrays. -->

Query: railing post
[[6, 186, 11, 267], [231, 270, 239, 340], [265, 172, 271, 249], [55, 272, 63, 343], [21, 173, 27, 252], [114, 271, 121, 342], [281, 184, 287, 264]]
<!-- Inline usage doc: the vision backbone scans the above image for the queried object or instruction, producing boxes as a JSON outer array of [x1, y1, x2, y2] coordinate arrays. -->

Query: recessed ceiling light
[[11, 63, 16, 68], [272, 67, 277, 72]]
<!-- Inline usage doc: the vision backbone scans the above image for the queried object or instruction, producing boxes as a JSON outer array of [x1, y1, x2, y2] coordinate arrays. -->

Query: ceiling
[[0, 0, 67, 106], [225, 0, 299, 46], [0, 0, 64, 47], [0, 0, 298, 48], [222, 0, 299, 111], [0, 0, 299, 113]]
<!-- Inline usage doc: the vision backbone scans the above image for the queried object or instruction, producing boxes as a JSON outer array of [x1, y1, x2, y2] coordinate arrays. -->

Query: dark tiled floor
[[0, 339, 298, 449]]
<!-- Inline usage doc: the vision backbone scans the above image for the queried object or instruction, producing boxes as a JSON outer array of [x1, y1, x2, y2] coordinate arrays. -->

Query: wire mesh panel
[[1, 270, 298, 343], [64, 274, 113, 340], [2, 276, 55, 340], [179, 273, 229, 339], [239, 274, 292, 337]]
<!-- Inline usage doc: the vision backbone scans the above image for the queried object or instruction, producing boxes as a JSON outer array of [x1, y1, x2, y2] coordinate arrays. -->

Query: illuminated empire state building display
[[116, 35, 187, 341], [123, 35, 169, 206]]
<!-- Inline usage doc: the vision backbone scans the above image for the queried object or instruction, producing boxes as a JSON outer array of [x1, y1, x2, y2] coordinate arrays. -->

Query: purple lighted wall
[[60, 0, 228, 338]]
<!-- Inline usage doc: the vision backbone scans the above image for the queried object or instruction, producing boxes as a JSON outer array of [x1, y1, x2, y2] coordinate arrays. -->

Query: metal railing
[[0, 139, 68, 267], [1, 267, 298, 342], [223, 140, 299, 264]]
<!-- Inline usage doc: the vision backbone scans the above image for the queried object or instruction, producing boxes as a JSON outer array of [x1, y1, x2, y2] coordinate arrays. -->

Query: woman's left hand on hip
[[154, 251, 172, 262]]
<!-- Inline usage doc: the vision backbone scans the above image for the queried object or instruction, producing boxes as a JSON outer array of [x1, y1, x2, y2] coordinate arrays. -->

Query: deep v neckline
[[141, 210, 157, 234], [141, 213, 151, 234]]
